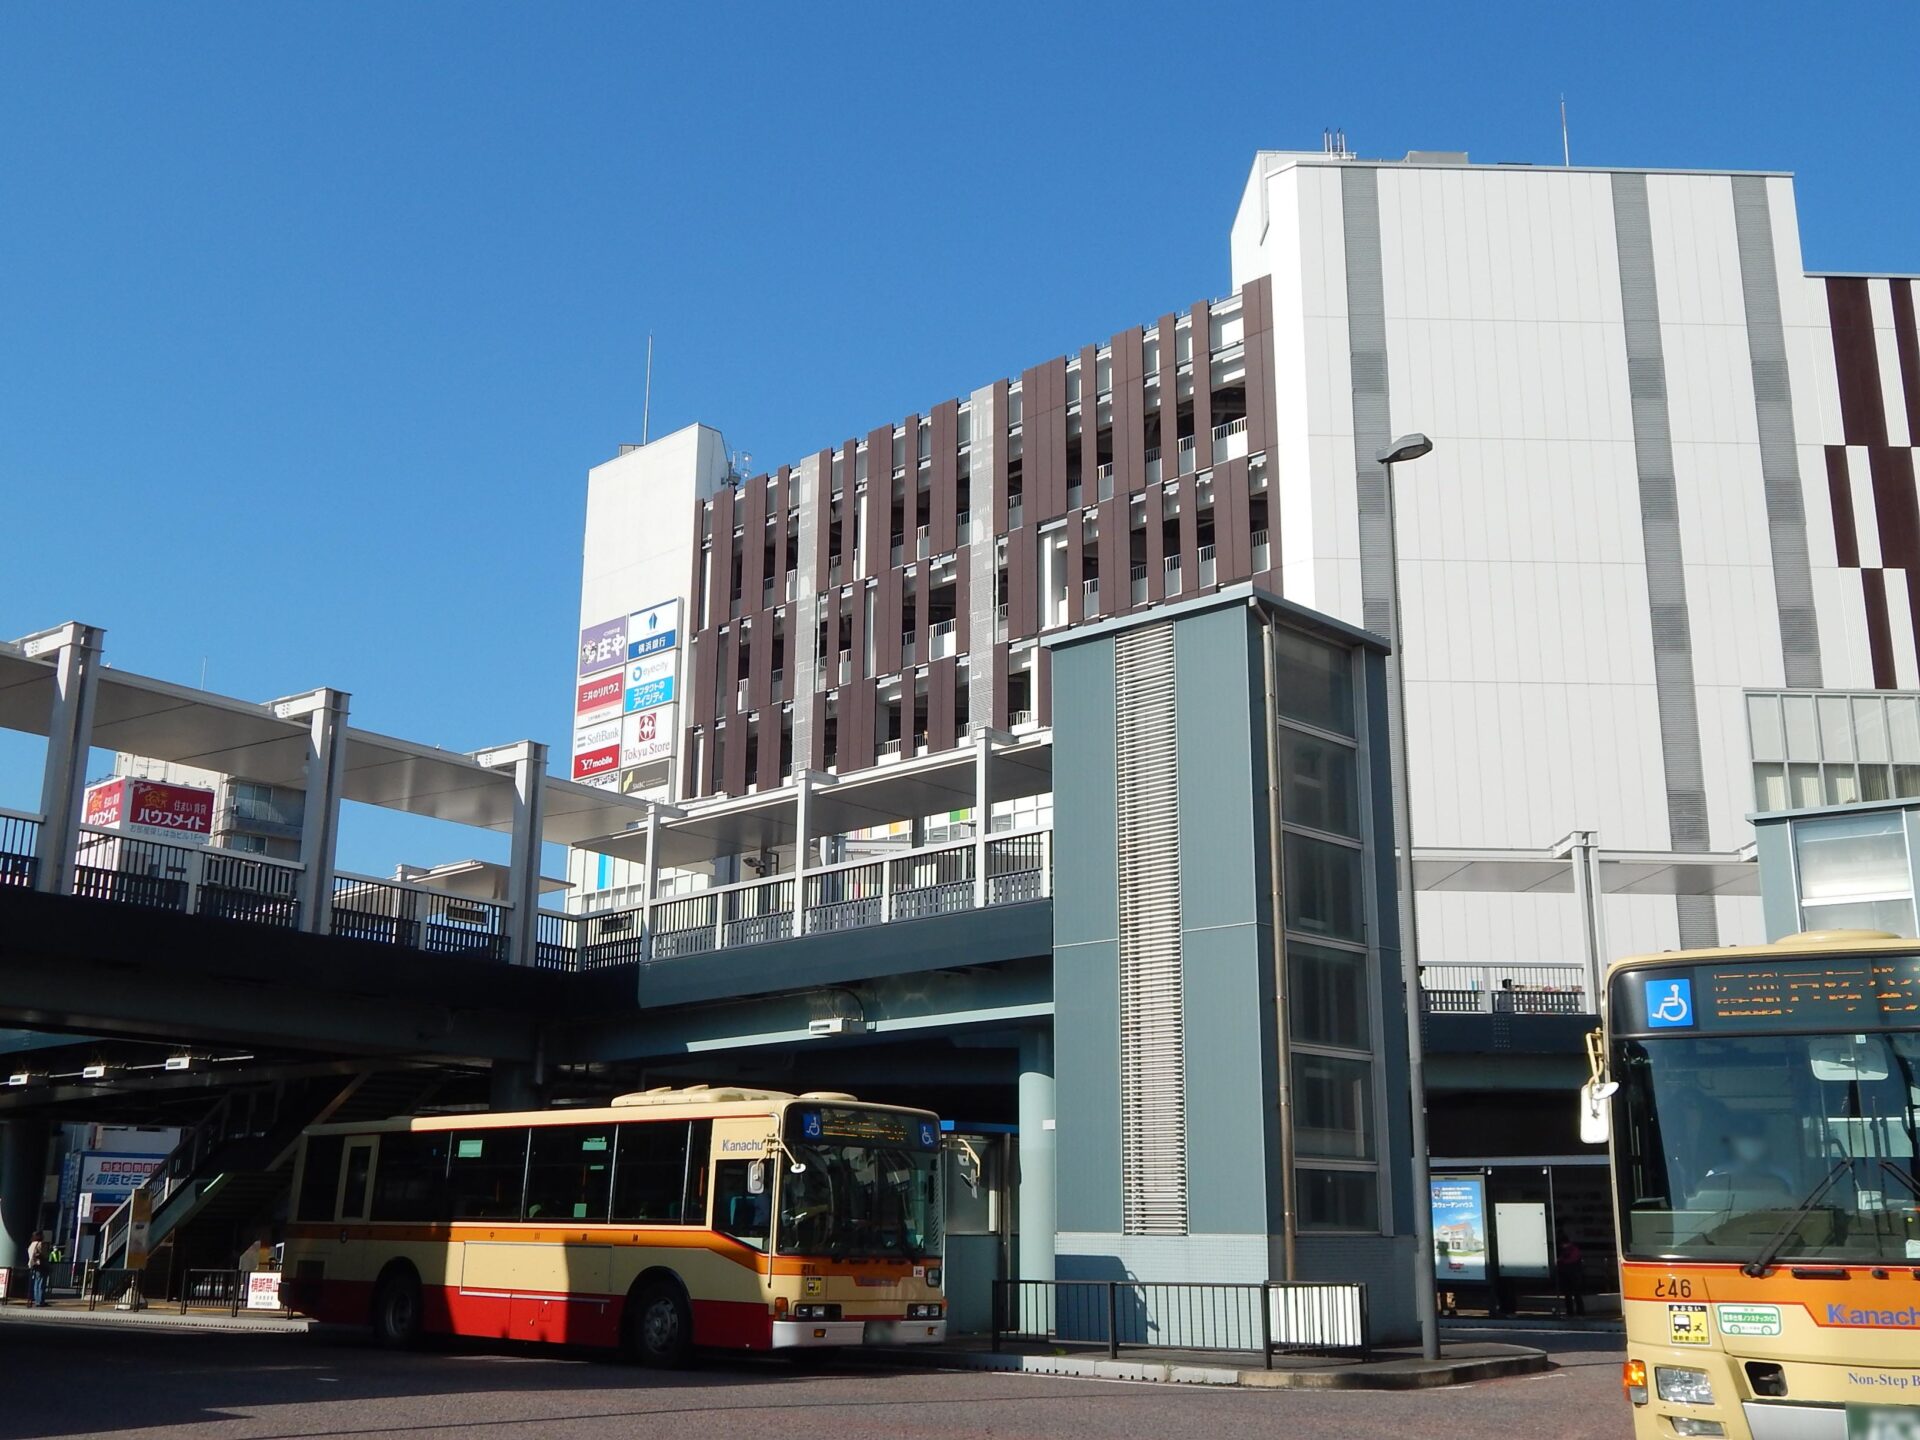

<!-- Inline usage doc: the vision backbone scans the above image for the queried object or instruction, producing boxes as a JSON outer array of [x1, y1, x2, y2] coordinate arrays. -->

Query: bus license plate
[[1847, 1404, 1920, 1438]]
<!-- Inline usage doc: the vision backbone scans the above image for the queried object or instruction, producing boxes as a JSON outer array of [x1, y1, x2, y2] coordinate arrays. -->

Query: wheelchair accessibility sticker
[[1646, 978, 1695, 1029], [1669, 1303, 1711, 1346]]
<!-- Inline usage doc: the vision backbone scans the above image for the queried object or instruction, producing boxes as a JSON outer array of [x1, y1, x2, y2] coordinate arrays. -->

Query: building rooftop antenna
[[642, 333, 654, 445], [1560, 96, 1571, 167]]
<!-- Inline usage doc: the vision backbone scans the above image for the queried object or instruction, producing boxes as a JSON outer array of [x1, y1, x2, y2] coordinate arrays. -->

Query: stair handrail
[[98, 1093, 237, 1262]]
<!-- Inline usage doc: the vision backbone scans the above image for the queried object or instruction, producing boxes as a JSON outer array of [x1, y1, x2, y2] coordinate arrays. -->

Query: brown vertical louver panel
[[1142, 481, 1165, 604], [1863, 569, 1897, 689], [901, 413, 921, 563], [1177, 473, 1200, 588], [1098, 496, 1125, 620], [928, 657, 957, 752], [1191, 301, 1214, 457], [1078, 344, 1099, 507], [820, 587, 842, 696], [1157, 315, 1179, 480], [748, 609, 773, 712], [1007, 524, 1037, 640], [805, 693, 826, 772], [991, 379, 1011, 534], [1065, 517, 1085, 624], [849, 578, 873, 690], [954, 545, 972, 652], [757, 710, 782, 792], [1892, 279, 1920, 441], [1034, 646, 1052, 728], [991, 642, 1010, 730], [722, 711, 748, 797], [1018, 361, 1047, 523], [1872, 447, 1920, 570], [843, 678, 877, 771], [1241, 276, 1276, 460], [912, 564, 931, 670], [1828, 277, 1887, 445], [739, 475, 767, 606], [876, 568, 903, 676], [708, 485, 736, 626], [1050, 357, 1075, 522], [1826, 448, 1860, 567], [1112, 327, 1145, 495], [1216, 456, 1251, 581], [771, 466, 791, 601], [931, 400, 958, 554], [817, 447, 841, 581], [865, 426, 894, 578]]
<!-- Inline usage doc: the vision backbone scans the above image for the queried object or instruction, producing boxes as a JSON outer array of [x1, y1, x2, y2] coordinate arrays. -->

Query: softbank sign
[[572, 719, 620, 781]]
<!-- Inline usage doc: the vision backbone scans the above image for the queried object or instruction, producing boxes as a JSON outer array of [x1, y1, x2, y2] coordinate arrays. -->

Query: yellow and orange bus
[[281, 1085, 948, 1364], [1588, 931, 1920, 1438]]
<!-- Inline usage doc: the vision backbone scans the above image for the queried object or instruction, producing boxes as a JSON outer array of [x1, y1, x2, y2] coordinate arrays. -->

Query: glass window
[[1783, 695, 1818, 760], [1273, 630, 1353, 737], [1279, 730, 1359, 838], [297, 1135, 344, 1222], [714, 1159, 772, 1251], [1862, 765, 1894, 803], [341, 1143, 373, 1221], [1817, 695, 1855, 761], [1752, 763, 1788, 814], [1897, 765, 1920, 799], [1793, 811, 1909, 903], [1746, 694, 1784, 763], [1289, 942, 1370, 1050], [1294, 1054, 1375, 1160], [611, 1120, 708, 1225], [371, 1130, 449, 1223], [1284, 833, 1364, 942], [1798, 896, 1916, 936], [1855, 696, 1891, 763], [446, 1128, 529, 1220], [1824, 765, 1860, 806], [1296, 1168, 1379, 1232], [1789, 764, 1822, 809], [1893, 699, 1920, 764], [524, 1124, 615, 1223]]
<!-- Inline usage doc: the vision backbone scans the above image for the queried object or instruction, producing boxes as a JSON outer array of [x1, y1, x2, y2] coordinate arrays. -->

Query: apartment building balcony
[[1143, 448, 1161, 486], [1198, 543, 1217, 588], [1251, 528, 1270, 573], [1081, 578, 1099, 613], [929, 619, 957, 661], [1096, 462, 1114, 502], [1177, 434, 1198, 475], [1130, 564, 1147, 606], [1211, 416, 1250, 465], [1163, 554, 1182, 597]]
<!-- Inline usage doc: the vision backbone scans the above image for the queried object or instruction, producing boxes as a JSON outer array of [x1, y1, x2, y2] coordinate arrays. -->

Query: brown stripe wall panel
[[722, 695, 749, 797], [991, 642, 1010, 730], [1828, 278, 1887, 445], [1827, 448, 1860, 567], [747, 607, 773, 712], [865, 426, 893, 579], [1111, 326, 1145, 495], [842, 677, 877, 771], [1863, 569, 1897, 689], [1177, 472, 1200, 590], [771, 466, 791, 603], [1217, 456, 1252, 581], [1007, 520, 1037, 640], [901, 413, 920, 560], [1243, 276, 1277, 460], [818, 447, 842, 581], [876, 568, 903, 676], [1156, 314, 1179, 478], [954, 547, 972, 652], [739, 475, 767, 609], [707, 485, 736, 627], [1191, 301, 1214, 457], [1143, 481, 1166, 605], [930, 400, 958, 554], [912, 564, 931, 672], [690, 627, 718, 732], [1098, 496, 1125, 621], [1066, 516, 1085, 625], [991, 380, 1011, 534], [1870, 447, 1920, 571], [1033, 358, 1070, 524], [1078, 344, 1099, 505], [1894, 280, 1920, 439], [757, 710, 782, 793], [928, 657, 957, 752], [1034, 646, 1052, 727], [804, 693, 826, 772]]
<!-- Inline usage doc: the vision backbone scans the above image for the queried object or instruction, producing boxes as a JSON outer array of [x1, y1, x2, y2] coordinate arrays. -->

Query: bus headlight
[[791, 1304, 841, 1320], [907, 1303, 943, 1319], [1669, 1421, 1725, 1437], [1655, 1367, 1715, 1406]]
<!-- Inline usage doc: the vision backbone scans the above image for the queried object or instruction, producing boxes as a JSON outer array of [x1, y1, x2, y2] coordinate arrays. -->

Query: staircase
[[98, 1068, 455, 1287]]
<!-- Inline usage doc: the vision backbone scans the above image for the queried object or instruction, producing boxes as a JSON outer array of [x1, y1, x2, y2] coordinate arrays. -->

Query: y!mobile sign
[[627, 600, 680, 661], [572, 720, 621, 781], [576, 672, 624, 726], [578, 617, 627, 677]]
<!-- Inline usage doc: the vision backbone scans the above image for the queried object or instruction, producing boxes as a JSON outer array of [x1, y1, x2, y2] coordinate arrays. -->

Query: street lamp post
[[1374, 431, 1439, 1360]]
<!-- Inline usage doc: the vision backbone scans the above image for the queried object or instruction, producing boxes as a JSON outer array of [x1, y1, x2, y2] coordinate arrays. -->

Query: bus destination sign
[[1616, 954, 1920, 1033], [789, 1107, 938, 1149]]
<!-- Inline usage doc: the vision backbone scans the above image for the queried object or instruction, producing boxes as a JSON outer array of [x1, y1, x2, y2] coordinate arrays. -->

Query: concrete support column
[[0, 1118, 51, 1270], [1017, 1026, 1055, 1285], [973, 728, 991, 909], [26, 622, 104, 896], [491, 742, 550, 967], [1556, 829, 1607, 1009], [277, 687, 351, 934]]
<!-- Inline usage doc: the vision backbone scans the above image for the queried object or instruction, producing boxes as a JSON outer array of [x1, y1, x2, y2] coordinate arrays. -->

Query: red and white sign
[[83, 779, 215, 846], [575, 671, 624, 726], [621, 704, 676, 767], [246, 1272, 283, 1311], [573, 745, 620, 781]]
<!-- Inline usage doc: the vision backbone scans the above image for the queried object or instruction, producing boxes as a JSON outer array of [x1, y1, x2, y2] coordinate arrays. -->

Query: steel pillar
[[26, 622, 103, 896]]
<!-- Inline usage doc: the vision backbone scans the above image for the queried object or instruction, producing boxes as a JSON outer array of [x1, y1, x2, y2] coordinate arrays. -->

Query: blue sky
[[2, 2, 1916, 871]]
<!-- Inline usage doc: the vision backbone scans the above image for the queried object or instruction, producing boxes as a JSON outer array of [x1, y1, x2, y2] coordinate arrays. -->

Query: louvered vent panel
[[1114, 622, 1187, 1236]]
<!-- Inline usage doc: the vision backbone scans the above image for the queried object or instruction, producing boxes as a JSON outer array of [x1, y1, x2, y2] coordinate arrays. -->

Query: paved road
[[0, 1319, 1630, 1440]]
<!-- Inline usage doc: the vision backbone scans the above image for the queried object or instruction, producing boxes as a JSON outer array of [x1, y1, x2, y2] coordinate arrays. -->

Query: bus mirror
[[1580, 1079, 1619, 1145], [747, 1161, 765, 1195], [1809, 1036, 1890, 1084], [788, 1162, 807, 1175]]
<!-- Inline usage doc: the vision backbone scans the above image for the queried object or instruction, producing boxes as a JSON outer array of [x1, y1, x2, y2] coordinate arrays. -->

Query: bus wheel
[[630, 1282, 692, 1368], [372, 1269, 423, 1350]]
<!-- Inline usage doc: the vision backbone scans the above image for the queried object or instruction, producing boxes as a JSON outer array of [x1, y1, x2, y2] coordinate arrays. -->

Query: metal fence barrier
[[991, 1278, 1369, 1366], [180, 1268, 245, 1315]]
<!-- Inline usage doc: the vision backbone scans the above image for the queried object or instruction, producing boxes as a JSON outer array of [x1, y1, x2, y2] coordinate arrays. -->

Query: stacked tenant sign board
[[573, 600, 679, 798], [82, 777, 216, 847]]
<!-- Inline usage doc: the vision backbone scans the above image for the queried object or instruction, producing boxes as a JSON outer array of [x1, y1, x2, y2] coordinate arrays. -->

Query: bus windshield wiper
[[1743, 1160, 1852, 1277]]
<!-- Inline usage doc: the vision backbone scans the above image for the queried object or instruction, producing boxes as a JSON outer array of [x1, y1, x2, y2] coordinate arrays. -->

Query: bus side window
[[713, 1160, 770, 1251], [297, 1136, 346, 1222], [524, 1124, 614, 1222], [446, 1129, 531, 1220], [612, 1121, 691, 1223], [340, 1141, 375, 1222], [372, 1131, 451, 1223]]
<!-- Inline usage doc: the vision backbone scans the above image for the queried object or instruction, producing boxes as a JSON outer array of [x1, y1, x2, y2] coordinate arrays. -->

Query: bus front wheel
[[629, 1282, 693, 1368], [372, 1269, 423, 1350]]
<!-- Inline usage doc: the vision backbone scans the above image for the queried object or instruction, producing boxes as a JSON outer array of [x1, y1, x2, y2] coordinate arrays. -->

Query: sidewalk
[[0, 1294, 312, 1336], [869, 1333, 1550, 1390]]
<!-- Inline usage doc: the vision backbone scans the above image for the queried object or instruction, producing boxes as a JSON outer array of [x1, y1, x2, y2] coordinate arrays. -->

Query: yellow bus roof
[[1604, 928, 1919, 979], [304, 1085, 936, 1137]]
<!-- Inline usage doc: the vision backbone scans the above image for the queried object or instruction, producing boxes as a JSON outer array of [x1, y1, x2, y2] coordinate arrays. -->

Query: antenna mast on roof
[[642, 333, 654, 445], [1560, 96, 1570, 167]]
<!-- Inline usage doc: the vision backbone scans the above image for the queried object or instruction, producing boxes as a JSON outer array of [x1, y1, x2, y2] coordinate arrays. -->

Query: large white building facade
[[572, 145, 1920, 985]]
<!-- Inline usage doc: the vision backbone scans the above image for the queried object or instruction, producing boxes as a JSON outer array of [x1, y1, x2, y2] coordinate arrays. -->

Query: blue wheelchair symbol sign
[[1645, 977, 1695, 1029], [801, 1112, 822, 1139], [919, 1122, 936, 1149]]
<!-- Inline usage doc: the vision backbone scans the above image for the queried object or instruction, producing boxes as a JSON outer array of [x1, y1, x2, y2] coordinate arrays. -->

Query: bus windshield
[[1613, 1031, 1920, 1265], [776, 1143, 941, 1260]]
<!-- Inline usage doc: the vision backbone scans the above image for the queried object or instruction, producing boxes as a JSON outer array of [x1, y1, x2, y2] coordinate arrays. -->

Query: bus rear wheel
[[372, 1269, 423, 1350], [628, 1282, 693, 1368]]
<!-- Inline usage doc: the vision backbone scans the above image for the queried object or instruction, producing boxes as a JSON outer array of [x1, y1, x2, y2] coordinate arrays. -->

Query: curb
[[0, 1305, 313, 1336], [874, 1344, 1551, 1391]]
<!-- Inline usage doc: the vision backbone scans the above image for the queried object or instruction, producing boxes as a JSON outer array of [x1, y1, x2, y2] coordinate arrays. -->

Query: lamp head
[[1376, 433, 1433, 466]]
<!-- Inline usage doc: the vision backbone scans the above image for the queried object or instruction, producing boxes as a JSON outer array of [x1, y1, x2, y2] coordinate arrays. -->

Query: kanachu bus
[[280, 1086, 948, 1363], [1583, 931, 1920, 1438]]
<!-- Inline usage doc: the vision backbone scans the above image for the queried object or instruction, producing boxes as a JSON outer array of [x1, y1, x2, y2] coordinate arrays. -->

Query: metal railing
[[72, 828, 303, 928], [992, 1278, 1369, 1365], [1419, 962, 1592, 1014], [330, 872, 507, 961], [0, 806, 40, 889]]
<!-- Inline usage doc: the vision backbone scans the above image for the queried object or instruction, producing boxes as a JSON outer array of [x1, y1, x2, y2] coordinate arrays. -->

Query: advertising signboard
[[246, 1272, 283, 1311], [77, 1152, 165, 1200], [620, 769, 671, 803], [1431, 1173, 1490, 1283], [621, 705, 675, 768], [627, 600, 680, 661], [577, 769, 619, 791], [624, 654, 677, 714], [575, 671, 624, 727], [83, 779, 216, 846], [125, 1189, 153, 1272], [578, 617, 627, 678]]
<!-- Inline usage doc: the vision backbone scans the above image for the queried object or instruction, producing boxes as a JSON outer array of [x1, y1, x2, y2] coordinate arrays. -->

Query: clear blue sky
[[3, 2, 1916, 871]]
